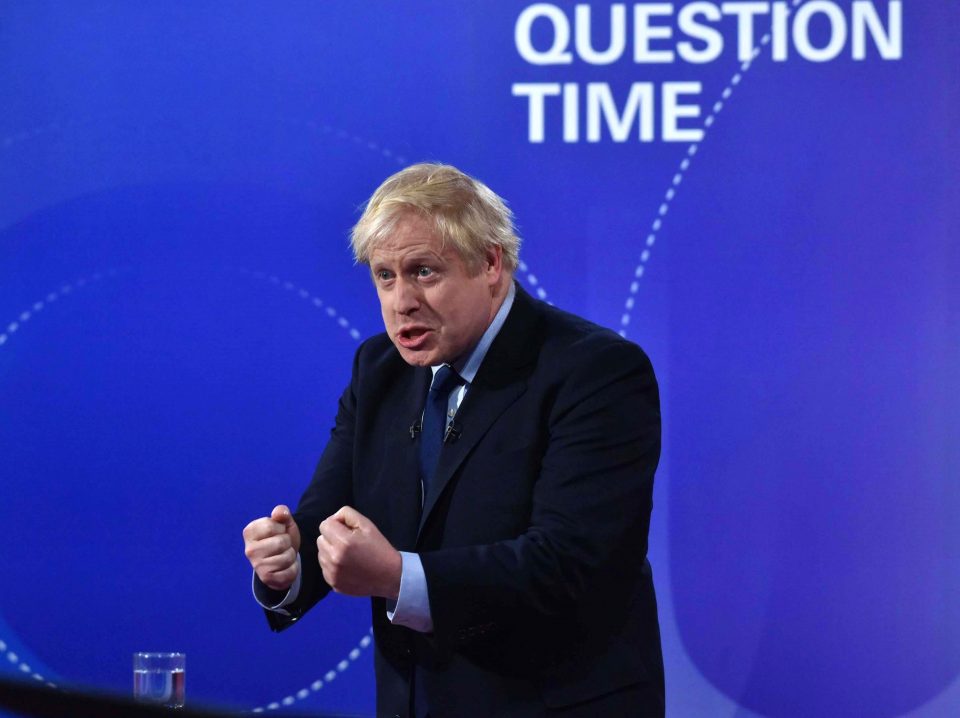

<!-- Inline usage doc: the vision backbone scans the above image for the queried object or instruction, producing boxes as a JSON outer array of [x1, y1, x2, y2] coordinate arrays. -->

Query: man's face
[[369, 212, 503, 367]]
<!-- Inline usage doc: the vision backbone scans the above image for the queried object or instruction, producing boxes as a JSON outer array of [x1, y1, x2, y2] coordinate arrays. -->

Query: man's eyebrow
[[370, 249, 446, 270], [406, 251, 446, 264]]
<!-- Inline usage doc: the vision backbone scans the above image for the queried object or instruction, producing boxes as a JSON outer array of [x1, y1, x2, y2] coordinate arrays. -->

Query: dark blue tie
[[418, 364, 461, 501], [414, 365, 461, 718]]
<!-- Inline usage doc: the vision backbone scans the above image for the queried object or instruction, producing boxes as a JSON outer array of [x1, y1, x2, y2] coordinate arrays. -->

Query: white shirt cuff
[[386, 551, 433, 633], [251, 555, 302, 615]]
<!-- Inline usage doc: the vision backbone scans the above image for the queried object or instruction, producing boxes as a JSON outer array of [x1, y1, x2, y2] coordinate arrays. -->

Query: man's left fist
[[317, 506, 403, 600]]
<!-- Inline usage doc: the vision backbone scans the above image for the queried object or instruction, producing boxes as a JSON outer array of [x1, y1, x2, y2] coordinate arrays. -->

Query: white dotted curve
[[0, 639, 53, 688], [0, 264, 372, 705], [250, 631, 374, 713], [1, 268, 130, 686], [229, 267, 364, 342], [224, 271, 375, 712], [279, 117, 409, 167], [517, 259, 550, 303], [618, 0, 808, 337], [0, 269, 123, 351], [1, 115, 410, 168], [1, 266, 129, 687]]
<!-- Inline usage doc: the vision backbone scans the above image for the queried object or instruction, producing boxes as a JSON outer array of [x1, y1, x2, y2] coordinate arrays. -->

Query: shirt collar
[[431, 280, 516, 384]]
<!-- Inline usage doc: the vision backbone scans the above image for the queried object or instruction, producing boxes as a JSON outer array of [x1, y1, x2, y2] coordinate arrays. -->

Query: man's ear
[[483, 245, 503, 285]]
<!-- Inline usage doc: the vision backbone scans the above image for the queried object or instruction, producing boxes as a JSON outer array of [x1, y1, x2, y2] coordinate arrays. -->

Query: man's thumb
[[271, 504, 301, 551], [271, 504, 293, 524]]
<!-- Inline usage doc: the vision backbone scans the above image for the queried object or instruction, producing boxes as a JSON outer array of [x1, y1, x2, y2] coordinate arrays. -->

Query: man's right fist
[[243, 504, 302, 591]]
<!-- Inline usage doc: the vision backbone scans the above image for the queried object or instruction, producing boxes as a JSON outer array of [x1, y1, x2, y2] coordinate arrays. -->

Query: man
[[242, 163, 664, 717]]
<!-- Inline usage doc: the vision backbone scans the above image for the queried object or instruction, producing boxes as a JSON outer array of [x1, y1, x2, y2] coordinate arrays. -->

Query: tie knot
[[430, 364, 462, 398]]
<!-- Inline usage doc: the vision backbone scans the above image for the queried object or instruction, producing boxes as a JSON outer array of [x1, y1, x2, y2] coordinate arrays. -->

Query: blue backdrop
[[1, 2, 957, 716]]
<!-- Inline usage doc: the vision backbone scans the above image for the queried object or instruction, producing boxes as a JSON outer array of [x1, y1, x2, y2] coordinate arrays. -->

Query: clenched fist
[[243, 504, 301, 591], [317, 506, 402, 600]]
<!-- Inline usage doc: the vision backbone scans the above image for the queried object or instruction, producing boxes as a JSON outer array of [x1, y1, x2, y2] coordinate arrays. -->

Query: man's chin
[[393, 342, 439, 367]]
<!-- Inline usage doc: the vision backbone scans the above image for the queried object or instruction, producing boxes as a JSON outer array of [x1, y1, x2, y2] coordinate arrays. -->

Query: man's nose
[[393, 277, 421, 314]]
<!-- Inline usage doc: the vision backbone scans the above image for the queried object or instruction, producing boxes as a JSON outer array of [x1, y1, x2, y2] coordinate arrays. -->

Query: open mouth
[[397, 326, 432, 349]]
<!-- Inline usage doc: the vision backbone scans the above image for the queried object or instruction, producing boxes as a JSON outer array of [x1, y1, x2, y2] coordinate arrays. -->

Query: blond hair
[[350, 163, 520, 273]]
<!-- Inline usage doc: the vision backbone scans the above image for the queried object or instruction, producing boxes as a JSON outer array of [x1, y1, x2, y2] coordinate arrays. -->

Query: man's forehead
[[370, 238, 444, 261], [369, 219, 452, 262]]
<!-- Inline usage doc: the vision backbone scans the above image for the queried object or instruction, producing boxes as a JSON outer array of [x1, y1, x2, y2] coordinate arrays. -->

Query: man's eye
[[376, 270, 393, 282], [417, 266, 433, 277]]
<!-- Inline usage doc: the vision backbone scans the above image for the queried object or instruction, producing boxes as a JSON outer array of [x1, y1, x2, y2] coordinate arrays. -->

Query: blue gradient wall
[[1, 3, 957, 716]]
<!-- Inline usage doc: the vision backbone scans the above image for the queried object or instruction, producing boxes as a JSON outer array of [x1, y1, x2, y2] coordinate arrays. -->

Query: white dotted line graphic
[[0, 269, 124, 351], [618, 0, 807, 337], [0, 115, 547, 318], [1, 116, 409, 174], [1, 265, 372, 708], [230, 267, 364, 341], [0, 268, 130, 686], [281, 117, 409, 166], [251, 631, 374, 713], [0, 266, 364, 347], [230, 267, 377, 711], [1, 264, 372, 704], [0, 638, 55, 688], [517, 259, 549, 303]]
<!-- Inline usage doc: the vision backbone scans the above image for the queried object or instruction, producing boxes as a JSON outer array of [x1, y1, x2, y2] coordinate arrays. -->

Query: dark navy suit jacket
[[263, 284, 664, 718]]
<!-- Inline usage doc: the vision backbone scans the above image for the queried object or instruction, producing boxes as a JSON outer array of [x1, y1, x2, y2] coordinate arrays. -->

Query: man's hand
[[243, 505, 301, 592], [317, 506, 402, 600]]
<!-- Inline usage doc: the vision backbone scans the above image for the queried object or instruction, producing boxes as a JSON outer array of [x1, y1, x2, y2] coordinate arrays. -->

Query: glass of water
[[133, 652, 185, 709]]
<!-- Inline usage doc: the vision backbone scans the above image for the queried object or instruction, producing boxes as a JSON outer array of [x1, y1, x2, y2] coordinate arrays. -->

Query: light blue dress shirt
[[388, 282, 515, 632], [257, 283, 517, 634]]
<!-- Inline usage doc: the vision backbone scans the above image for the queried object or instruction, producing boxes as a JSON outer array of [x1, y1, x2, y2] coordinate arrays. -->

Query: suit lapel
[[380, 365, 432, 550], [416, 283, 543, 539], [416, 380, 528, 537]]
